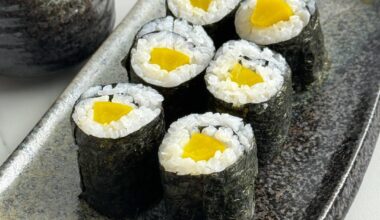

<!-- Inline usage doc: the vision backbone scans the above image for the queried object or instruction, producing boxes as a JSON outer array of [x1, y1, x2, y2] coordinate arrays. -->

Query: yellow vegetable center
[[93, 101, 134, 125], [230, 63, 264, 86], [251, 0, 294, 28], [150, 48, 190, 72], [190, 0, 212, 11], [182, 133, 226, 162]]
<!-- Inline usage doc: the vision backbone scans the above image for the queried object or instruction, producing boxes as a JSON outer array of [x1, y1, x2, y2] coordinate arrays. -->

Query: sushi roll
[[205, 40, 292, 163], [159, 113, 258, 220], [167, 0, 242, 46], [129, 16, 215, 125], [235, 0, 327, 91], [71, 83, 165, 218]]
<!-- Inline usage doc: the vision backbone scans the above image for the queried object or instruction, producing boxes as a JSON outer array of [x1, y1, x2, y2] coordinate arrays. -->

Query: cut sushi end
[[159, 113, 254, 175], [150, 48, 190, 72], [235, 0, 310, 45], [93, 102, 134, 125], [205, 40, 287, 106], [168, 0, 241, 25], [72, 83, 163, 139], [230, 63, 264, 87], [182, 133, 226, 162], [190, 0, 212, 11], [131, 17, 215, 88], [251, 0, 294, 28]]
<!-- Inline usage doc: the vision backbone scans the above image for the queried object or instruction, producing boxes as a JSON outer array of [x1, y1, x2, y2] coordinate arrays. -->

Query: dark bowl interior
[[0, 0, 115, 77]]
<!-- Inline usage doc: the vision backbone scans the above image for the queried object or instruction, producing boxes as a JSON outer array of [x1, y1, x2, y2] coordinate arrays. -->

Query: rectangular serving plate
[[0, 0, 379, 219]]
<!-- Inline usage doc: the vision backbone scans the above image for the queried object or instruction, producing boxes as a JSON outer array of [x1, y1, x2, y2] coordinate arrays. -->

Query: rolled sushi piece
[[235, 0, 327, 91], [159, 113, 258, 220], [167, 0, 242, 47], [205, 40, 292, 163], [129, 16, 215, 125], [71, 83, 165, 218]]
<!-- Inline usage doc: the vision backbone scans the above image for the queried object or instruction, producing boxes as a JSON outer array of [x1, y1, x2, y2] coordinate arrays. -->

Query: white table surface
[[0, 1, 378, 219]]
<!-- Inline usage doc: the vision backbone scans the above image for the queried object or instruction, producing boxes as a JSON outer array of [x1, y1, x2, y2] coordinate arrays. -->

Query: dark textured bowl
[[0, 0, 379, 219], [0, 0, 115, 77]]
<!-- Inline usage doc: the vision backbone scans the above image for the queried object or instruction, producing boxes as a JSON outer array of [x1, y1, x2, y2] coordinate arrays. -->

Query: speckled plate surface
[[0, 0, 379, 219]]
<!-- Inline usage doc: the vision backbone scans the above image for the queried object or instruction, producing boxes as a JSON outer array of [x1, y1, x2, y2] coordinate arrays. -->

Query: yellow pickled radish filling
[[182, 133, 226, 162], [93, 101, 134, 125], [230, 63, 264, 86], [150, 48, 190, 72], [190, 0, 212, 11], [251, 0, 294, 28]]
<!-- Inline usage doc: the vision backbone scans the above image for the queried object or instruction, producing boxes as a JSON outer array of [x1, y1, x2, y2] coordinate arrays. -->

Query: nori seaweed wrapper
[[268, 1, 328, 91], [161, 132, 258, 220], [129, 68, 208, 127], [72, 87, 166, 218], [203, 6, 240, 48], [166, 1, 241, 48], [208, 66, 292, 164], [127, 16, 214, 126], [127, 23, 213, 126]]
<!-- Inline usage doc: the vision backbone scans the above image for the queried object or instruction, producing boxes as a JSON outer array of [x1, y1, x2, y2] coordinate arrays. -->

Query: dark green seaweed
[[126, 16, 212, 126], [208, 66, 292, 164], [203, 5, 240, 48], [166, 1, 241, 48], [161, 137, 258, 220], [129, 68, 208, 127], [268, 3, 328, 91], [72, 91, 166, 218]]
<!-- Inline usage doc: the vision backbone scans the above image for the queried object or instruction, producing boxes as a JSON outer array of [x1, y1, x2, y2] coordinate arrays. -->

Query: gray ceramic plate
[[0, 0, 379, 219]]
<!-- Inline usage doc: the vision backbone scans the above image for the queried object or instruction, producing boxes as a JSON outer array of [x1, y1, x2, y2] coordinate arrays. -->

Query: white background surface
[[0, 1, 378, 219]]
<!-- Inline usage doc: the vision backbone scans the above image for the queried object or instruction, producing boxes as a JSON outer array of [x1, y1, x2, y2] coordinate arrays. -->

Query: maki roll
[[167, 0, 242, 46], [159, 113, 258, 220], [235, 0, 326, 91], [205, 40, 292, 163], [129, 16, 215, 125], [71, 83, 165, 218]]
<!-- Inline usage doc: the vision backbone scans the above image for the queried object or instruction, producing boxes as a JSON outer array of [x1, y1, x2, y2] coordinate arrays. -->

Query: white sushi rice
[[72, 83, 163, 139], [168, 0, 241, 25], [235, 0, 310, 45], [131, 17, 215, 88], [159, 113, 254, 175], [136, 16, 214, 48], [205, 40, 288, 106]]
